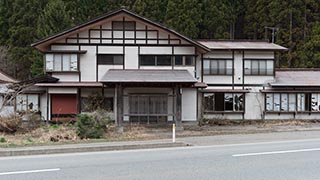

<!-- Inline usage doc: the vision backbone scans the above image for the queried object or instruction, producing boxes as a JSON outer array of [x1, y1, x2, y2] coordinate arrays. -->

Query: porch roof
[[197, 40, 287, 51], [100, 69, 197, 83], [271, 69, 320, 87], [35, 82, 103, 87]]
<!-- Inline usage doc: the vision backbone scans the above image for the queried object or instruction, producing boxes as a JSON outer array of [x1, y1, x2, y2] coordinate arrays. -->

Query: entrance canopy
[[101, 69, 197, 85]]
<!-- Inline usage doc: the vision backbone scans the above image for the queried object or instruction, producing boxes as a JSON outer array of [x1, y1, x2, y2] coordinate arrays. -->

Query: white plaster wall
[[51, 73, 79, 82], [40, 94, 47, 121], [203, 51, 233, 59], [203, 76, 232, 84], [140, 47, 172, 55], [140, 66, 172, 70], [244, 76, 274, 85], [98, 65, 123, 80], [244, 90, 264, 120], [48, 88, 77, 94], [182, 88, 197, 121], [80, 46, 96, 81], [125, 47, 138, 69], [51, 45, 79, 51], [98, 46, 123, 54], [233, 51, 243, 84], [174, 47, 195, 54]]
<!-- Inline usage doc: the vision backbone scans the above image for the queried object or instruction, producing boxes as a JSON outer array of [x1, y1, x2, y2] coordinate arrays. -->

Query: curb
[[0, 142, 189, 157]]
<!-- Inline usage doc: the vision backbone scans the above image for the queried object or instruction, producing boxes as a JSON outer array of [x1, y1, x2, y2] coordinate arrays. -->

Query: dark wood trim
[[100, 25, 102, 44], [43, 50, 87, 54], [96, 45, 98, 82], [52, 43, 195, 47], [232, 51, 235, 90], [201, 53, 204, 82], [46, 71, 80, 73], [242, 51, 244, 90], [145, 25, 148, 44], [138, 46, 141, 69], [171, 46, 174, 70]]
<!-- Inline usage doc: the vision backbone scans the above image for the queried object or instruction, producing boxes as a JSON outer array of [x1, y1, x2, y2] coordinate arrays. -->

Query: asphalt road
[[1, 138, 320, 180]]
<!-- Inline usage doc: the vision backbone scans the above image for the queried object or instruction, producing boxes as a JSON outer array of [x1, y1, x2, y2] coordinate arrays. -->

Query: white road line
[[0, 168, 60, 176], [233, 148, 320, 157]]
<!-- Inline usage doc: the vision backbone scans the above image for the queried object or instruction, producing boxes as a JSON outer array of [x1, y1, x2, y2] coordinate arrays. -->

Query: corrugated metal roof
[[197, 40, 287, 51], [271, 70, 320, 86], [101, 69, 197, 83]]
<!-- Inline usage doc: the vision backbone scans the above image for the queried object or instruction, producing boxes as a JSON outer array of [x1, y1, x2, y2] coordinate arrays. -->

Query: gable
[[32, 8, 209, 52]]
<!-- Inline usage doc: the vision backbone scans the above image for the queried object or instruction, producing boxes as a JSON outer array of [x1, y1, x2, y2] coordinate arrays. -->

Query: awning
[[200, 89, 249, 93], [36, 82, 103, 87], [100, 69, 197, 83]]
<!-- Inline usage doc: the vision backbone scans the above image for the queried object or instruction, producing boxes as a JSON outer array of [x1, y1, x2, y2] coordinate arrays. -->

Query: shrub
[[0, 113, 22, 133], [0, 137, 6, 143], [75, 110, 112, 139]]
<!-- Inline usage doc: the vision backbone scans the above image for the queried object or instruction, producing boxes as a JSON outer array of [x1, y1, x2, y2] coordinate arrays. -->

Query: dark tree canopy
[[0, 0, 319, 80]]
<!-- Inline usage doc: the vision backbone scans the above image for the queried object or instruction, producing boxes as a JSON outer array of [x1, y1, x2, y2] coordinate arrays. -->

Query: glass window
[[112, 21, 135, 30], [157, 56, 171, 66], [185, 56, 194, 66], [251, 60, 259, 75], [174, 56, 183, 65], [244, 60, 274, 75], [97, 55, 124, 65], [281, 93, 288, 111], [203, 93, 244, 112], [203, 59, 233, 75], [203, 60, 210, 75], [210, 60, 218, 74], [46, 54, 78, 72], [16, 94, 39, 112], [140, 55, 156, 66], [54, 54, 62, 71]]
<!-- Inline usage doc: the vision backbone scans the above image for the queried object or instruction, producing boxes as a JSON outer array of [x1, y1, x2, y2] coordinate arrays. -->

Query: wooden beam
[[116, 84, 123, 128], [175, 85, 182, 128]]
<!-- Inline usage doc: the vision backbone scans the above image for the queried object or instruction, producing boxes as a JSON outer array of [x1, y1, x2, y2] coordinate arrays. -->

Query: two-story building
[[26, 8, 320, 126]]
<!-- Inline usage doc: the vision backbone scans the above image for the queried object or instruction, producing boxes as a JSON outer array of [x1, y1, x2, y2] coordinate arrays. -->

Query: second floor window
[[97, 54, 124, 65], [112, 21, 135, 30], [244, 59, 274, 75], [46, 54, 78, 72], [203, 59, 233, 75]]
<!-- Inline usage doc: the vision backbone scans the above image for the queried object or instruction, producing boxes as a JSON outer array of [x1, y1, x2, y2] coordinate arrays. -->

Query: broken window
[[203, 93, 244, 112], [16, 94, 39, 112]]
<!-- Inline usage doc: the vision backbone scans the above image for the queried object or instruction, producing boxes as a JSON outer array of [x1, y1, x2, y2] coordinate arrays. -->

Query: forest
[[0, 0, 320, 80]]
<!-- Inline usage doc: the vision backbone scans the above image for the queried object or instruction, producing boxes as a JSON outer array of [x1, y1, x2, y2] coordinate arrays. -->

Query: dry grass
[[0, 119, 320, 147]]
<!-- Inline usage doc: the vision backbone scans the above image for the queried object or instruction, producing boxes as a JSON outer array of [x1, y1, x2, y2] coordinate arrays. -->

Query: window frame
[[45, 53, 78, 72], [112, 21, 135, 31], [203, 92, 245, 113], [97, 54, 124, 65], [264, 92, 320, 113], [244, 59, 274, 76], [203, 59, 233, 76]]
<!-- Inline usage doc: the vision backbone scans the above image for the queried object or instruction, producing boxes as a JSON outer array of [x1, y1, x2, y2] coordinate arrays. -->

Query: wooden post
[[116, 84, 124, 132], [175, 85, 182, 129]]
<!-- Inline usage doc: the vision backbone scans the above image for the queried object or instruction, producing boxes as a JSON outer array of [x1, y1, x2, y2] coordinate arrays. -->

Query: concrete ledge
[[0, 142, 188, 157]]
